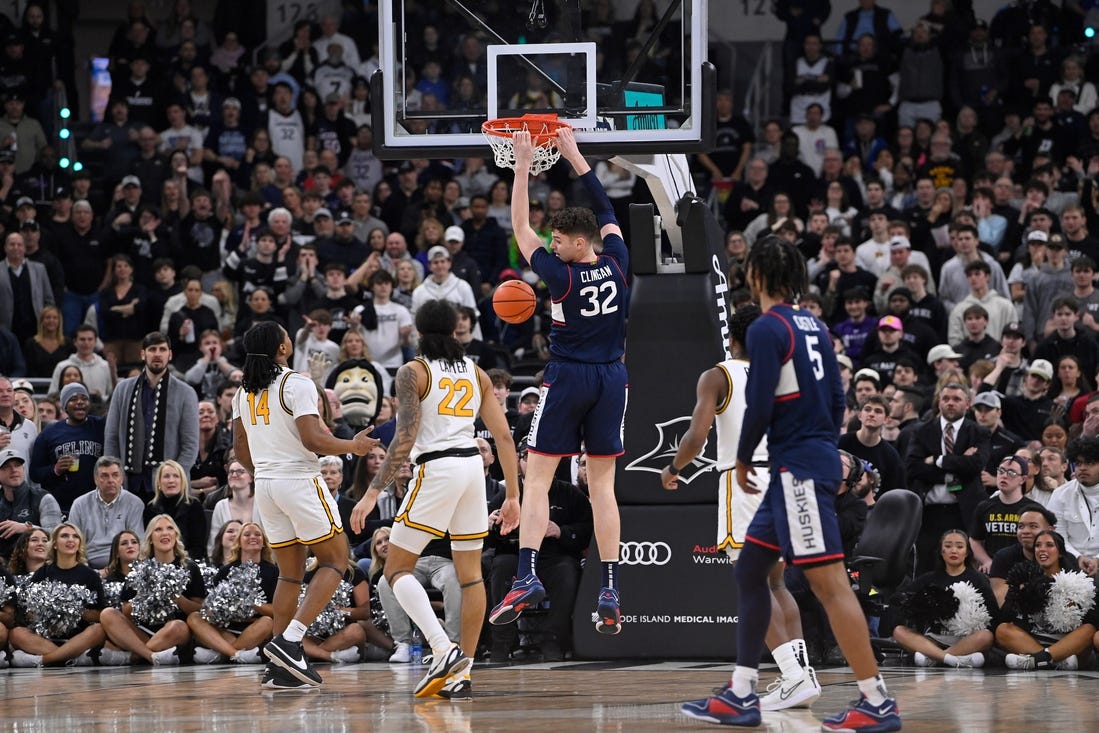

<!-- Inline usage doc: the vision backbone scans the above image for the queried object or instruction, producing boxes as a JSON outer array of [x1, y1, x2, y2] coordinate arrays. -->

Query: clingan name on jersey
[[792, 315, 820, 332], [580, 265, 613, 283]]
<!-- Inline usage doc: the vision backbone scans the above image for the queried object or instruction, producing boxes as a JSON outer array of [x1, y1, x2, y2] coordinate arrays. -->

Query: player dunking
[[661, 304, 822, 713], [232, 321, 377, 690], [489, 127, 630, 634], [683, 236, 900, 730], [350, 300, 520, 699]]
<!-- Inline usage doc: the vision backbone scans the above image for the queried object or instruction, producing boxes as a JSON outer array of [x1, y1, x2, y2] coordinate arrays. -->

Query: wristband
[[666, 463, 680, 477]]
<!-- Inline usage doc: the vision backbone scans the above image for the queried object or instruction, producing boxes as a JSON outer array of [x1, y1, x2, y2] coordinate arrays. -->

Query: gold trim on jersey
[[277, 371, 294, 415], [415, 358, 431, 402], [451, 530, 489, 540], [716, 470, 740, 551], [715, 363, 735, 415], [394, 463, 447, 537]]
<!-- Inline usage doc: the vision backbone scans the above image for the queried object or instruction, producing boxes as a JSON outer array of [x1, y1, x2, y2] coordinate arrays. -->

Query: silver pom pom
[[0, 575, 15, 606], [1036, 570, 1097, 634], [127, 559, 191, 627], [195, 561, 219, 589], [102, 581, 125, 609], [18, 580, 94, 637], [304, 580, 354, 639], [199, 562, 267, 627], [942, 581, 992, 636]]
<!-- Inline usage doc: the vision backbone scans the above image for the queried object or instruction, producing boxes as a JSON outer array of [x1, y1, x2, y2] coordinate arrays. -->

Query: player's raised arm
[[557, 126, 623, 241], [510, 131, 545, 264]]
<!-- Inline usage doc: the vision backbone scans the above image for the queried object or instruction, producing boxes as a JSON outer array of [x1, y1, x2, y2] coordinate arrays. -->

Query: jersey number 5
[[438, 378, 475, 417], [805, 335, 825, 380], [579, 281, 618, 317], [247, 390, 271, 425]]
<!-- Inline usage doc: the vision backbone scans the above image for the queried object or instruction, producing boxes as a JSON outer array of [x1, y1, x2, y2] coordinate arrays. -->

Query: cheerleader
[[102, 531, 141, 582], [7, 527, 49, 578], [302, 557, 372, 664], [997, 529, 1098, 670], [187, 521, 278, 664], [891, 530, 996, 668], [99, 515, 207, 665], [9, 523, 106, 667]]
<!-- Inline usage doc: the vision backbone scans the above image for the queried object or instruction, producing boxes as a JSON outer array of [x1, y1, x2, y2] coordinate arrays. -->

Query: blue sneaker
[[489, 574, 545, 625], [680, 684, 761, 726], [594, 587, 622, 635], [820, 695, 901, 732]]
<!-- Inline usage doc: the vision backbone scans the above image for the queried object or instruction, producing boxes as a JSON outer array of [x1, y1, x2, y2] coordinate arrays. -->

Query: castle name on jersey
[[579, 264, 614, 284], [437, 360, 471, 374], [792, 314, 821, 332]]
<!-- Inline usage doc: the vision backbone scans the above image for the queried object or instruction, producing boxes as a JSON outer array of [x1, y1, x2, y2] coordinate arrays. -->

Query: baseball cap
[[52, 185, 71, 199], [324, 92, 341, 104], [877, 315, 903, 331], [519, 387, 541, 402], [1027, 230, 1049, 243], [1028, 359, 1054, 381], [889, 236, 911, 250], [444, 225, 465, 243], [1003, 454, 1030, 475], [121, 175, 142, 188], [397, 161, 415, 174], [926, 344, 963, 365], [222, 96, 242, 109], [973, 391, 1002, 409], [427, 245, 450, 261], [836, 354, 854, 371], [20, 219, 38, 231], [1002, 322, 1025, 338], [335, 210, 354, 225], [313, 208, 332, 220], [498, 268, 522, 282], [1047, 234, 1066, 249], [854, 368, 881, 383], [454, 197, 470, 210], [10, 378, 33, 394], [0, 448, 25, 467], [14, 195, 33, 208]]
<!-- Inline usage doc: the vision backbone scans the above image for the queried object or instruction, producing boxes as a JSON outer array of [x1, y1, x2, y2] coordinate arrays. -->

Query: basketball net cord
[[482, 115, 567, 175]]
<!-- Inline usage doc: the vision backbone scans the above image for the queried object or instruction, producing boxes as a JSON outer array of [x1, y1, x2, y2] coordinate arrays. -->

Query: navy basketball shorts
[[744, 469, 846, 566], [525, 360, 628, 457]]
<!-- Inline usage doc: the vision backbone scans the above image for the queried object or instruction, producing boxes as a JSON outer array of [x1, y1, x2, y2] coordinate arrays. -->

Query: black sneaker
[[261, 663, 318, 692], [437, 677, 472, 700], [263, 634, 322, 687]]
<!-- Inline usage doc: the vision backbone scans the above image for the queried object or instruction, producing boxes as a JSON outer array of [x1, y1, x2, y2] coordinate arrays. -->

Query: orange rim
[[482, 114, 570, 146]]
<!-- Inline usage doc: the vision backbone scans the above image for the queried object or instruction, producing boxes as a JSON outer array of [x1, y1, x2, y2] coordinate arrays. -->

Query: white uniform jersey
[[714, 358, 768, 471], [268, 109, 305, 173], [410, 356, 481, 463], [233, 368, 322, 479]]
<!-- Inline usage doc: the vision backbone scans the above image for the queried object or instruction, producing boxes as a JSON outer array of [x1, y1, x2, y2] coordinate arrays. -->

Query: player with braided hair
[[680, 235, 900, 731]]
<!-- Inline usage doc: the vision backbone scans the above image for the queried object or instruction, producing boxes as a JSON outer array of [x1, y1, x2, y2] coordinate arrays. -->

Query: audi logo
[[619, 541, 672, 566]]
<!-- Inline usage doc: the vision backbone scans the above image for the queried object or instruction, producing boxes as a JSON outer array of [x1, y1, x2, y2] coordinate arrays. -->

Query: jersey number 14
[[247, 390, 271, 425]]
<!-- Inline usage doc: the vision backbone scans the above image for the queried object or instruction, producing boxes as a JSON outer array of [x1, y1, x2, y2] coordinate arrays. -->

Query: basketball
[[493, 280, 537, 324]]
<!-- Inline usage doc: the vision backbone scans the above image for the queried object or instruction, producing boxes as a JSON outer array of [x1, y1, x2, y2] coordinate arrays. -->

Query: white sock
[[392, 574, 451, 654], [857, 675, 888, 705], [282, 619, 308, 643], [772, 640, 807, 681], [731, 666, 758, 698]]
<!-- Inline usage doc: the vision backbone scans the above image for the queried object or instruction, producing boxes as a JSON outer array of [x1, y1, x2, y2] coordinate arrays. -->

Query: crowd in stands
[[5, 0, 1099, 671]]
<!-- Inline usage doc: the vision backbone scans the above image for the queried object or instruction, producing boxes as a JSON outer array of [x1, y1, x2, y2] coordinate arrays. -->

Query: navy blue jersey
[[737, 304, 845, 481], [530, 233, 629, 363]]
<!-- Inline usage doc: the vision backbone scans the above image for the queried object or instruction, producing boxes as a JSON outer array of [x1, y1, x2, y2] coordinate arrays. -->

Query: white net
[[482, 118, 564, 175]]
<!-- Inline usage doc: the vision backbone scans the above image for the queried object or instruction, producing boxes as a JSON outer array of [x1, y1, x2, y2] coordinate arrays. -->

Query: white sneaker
[[413, 644, 471, 698], [99, 648, 132, 666], [66, 650, 96, 667], [913, 652, 938, 667], [759, 667, 821, 711], [232, 647, 264, 664], [945, 652, 984, 668], [1056, 655, 1079, 671], [11, 650, 43, 668], [151, 647, 179, 666], [193, 647, 225, 664], [330, 647, 361, 664], [389, 642, 411, 663], [1005, 653, 1035, 670]]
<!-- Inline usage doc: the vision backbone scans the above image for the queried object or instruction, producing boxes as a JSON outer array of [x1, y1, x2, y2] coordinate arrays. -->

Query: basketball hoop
[[482, 114, 571, 174]]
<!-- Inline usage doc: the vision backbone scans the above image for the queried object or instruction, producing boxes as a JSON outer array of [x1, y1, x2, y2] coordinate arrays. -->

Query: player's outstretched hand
[[350, 493, 378, 535], [512, 130, 534, 171], [736, 459, 760, 494], [350, 426, 379, 456], [555, 126, 583, 166], [498, 496, 521, 535], [660, 466, 679, 491]]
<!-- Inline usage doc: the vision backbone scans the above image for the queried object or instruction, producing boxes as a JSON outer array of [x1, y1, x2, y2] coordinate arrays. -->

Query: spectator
[[902, 264, 948, 337], [971, 390, 1023, 480], [946, 260, 1016, 345], [1033, 446, 1070, 506], [789, 38, 834, 126], [723, 157, 772, 233], [860, 315, 920, 385], [832, 287, 877, 363], [969, 454, 1044, 572], [1000, 359, 1056, 442], [0, 447, 60, 559], [955, 304, 1002, 370], [166, 276, 220, 372], [1022, 232, 1073, 345], [206, 460, 259, 557], [104, 332, 199, 501], [143, 459, 206, 563], [410, 245, 479, 317], [0, 230, 54, 348], [46, 325, 113, 402], [266, 81, 305, 174], [937, 224, 1008, 312], [838, 395, 905, 495], [814, 241, 878, 324], [362, 270, 412, 374], [988, 506, 1060, 606], [66, 456, 144, 569], [1034, 296, 1099, 382], [1049, 436, 1099, 575], [312, 14, 361, 71], [203, 98, 248, 183]]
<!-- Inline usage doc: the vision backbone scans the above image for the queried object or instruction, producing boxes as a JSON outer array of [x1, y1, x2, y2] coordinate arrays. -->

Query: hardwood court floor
[[3, 659, 1098, 732]]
